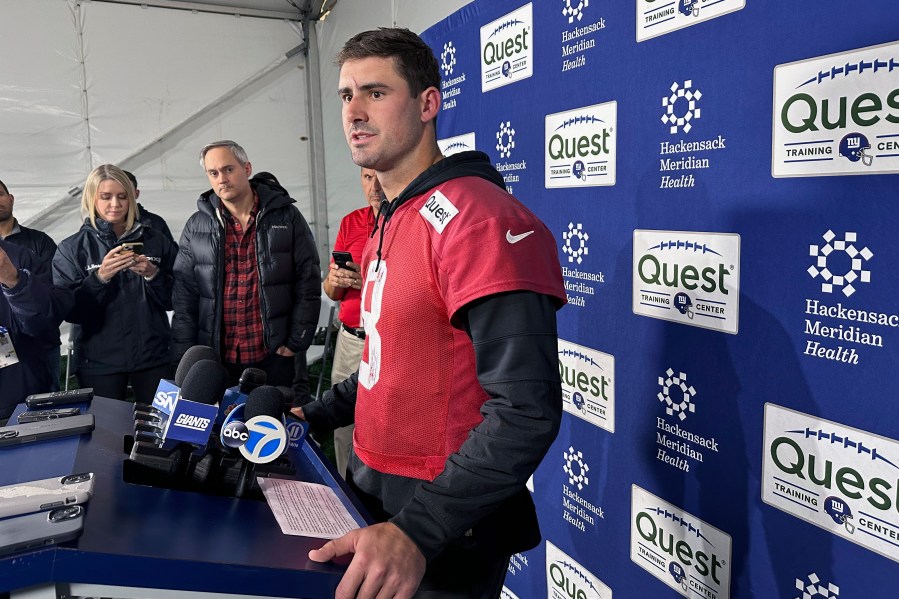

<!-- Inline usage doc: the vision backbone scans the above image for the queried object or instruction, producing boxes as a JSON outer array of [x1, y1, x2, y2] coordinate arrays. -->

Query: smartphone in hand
[[332, 251, 354, 270], [118, 242, 144, 255]]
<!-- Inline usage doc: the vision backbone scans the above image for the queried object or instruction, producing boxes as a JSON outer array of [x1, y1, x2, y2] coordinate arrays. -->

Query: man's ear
[[245, 161, 253, 178], [420, 87, 441, 123]]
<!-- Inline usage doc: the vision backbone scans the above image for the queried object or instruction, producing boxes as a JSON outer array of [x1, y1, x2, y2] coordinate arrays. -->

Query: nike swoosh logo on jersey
[[506, 230, 535, 244]]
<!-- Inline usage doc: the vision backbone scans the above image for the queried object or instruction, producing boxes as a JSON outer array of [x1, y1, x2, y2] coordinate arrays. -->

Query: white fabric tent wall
[[2, 0, 309, 247]]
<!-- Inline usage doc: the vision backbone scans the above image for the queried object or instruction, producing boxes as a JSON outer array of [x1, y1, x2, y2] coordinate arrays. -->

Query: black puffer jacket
[[171, 180, 320, 362], [53, 220, 177, 375]]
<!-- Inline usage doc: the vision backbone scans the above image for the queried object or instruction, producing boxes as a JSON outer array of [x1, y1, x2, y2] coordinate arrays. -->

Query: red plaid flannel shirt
[[220, 197, 266, 364]]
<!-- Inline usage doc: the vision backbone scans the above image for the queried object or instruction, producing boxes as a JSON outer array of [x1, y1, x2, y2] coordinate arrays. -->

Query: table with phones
[[0, 396, 366, 599]]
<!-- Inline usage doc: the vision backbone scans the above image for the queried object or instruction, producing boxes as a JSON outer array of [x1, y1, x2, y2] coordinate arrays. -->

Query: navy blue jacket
[[0, 239, 73, 420], [2, 221, 56, 284], [53, 220, 177, 376], [137, 204, 176, 246]]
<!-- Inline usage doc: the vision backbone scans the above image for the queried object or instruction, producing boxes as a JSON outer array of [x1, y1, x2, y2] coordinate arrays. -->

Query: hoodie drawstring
[[370, 198, 392, 272]]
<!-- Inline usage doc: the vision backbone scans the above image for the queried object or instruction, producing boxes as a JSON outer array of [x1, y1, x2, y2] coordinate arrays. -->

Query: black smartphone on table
[[17, 407, 81, 424], [25, 388, 93, 408], [0, 505, 85, 557]]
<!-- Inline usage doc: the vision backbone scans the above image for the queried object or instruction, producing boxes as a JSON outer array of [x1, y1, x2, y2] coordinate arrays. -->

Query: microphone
[[239, 368, 266, 393], [220, 386, 289, 497], [160, 359, 228, 446], [214, 367, 268, 433], [134, 344, 219, 428], [175, 345, 220, 387], [129, 359, 227, 472]]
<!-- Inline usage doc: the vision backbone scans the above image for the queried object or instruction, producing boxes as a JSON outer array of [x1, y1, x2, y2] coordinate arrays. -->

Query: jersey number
[[359, 261, 387, 389]]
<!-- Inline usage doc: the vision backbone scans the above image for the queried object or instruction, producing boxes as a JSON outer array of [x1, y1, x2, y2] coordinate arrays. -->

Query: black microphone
[[275, 386, 295, 414], [175, 345, 220, 387], [178, 359, 229, 408], [233, 386, 287, 498], [130, 359, 228, 472], [238, 368, 267, 394]]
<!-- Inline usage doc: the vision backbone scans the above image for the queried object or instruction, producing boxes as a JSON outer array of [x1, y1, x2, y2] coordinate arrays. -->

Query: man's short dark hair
[[337, 28, 440, 97], [0, 179, 8, 194], [122, 170, 138, 190]]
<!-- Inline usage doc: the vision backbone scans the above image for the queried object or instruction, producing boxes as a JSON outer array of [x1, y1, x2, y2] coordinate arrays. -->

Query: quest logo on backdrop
[[762, 403, 899, 565], [480, 3, 533, 93], [546, 541, 613, 599], [545, 101, 617, 188], [559, 0, 607, 74], [561, 445, 605, 532], [631, 485, 732, 599], [637, 0, 745, 42], [772, 40, 899, 177], [560, 222, 606, 309], [802, 229, 896, 366], [437, 132, 477, 157], [559, 339, 614, 433], [633, 230, 741, 334]]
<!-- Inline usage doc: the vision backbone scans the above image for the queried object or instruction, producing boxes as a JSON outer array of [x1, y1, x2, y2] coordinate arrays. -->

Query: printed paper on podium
[[259, 477, 362, 539]]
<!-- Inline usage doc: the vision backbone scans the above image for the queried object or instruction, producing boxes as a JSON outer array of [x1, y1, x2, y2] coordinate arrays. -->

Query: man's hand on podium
[[308, 521, 425, 599]]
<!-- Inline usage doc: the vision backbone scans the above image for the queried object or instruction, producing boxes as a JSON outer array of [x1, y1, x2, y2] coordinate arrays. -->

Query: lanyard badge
[[0, 325, 19, 369]]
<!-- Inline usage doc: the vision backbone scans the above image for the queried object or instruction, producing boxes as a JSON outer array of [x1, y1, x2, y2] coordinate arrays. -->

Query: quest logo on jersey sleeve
[[419, 191, 459, 234], [546, 541, 613, 599], [772, 40, 899, 178], [480, 3, 533, 93], [762, 403, 899, 564], [633, 230, 740, 334], [631, 485, 732, 599]]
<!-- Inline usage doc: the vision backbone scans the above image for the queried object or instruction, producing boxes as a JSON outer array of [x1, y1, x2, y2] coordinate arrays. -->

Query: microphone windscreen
[[175, 345, 220, 387], [181, 359, 229, 405], [275, 386, 295, 411], [238, 367, 267, 393], [245, 386, 285, 420]]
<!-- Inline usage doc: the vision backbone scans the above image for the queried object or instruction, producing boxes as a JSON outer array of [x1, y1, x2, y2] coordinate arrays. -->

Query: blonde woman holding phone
[[53, 164, 177, 404]]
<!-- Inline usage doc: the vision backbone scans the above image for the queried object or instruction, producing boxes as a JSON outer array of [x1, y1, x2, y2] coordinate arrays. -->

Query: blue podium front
[[0, 396, 366, 599]]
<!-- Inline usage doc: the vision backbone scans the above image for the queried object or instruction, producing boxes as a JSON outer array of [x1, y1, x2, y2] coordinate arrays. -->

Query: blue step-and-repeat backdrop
[[422, 1, 898, 598]]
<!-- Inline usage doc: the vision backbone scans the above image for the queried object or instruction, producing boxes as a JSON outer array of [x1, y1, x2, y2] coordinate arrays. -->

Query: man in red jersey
[[299, 28, 566, 599]]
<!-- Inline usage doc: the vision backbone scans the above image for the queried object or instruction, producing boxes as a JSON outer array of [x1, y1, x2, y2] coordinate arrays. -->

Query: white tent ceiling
[[1, 0, 470, 260]]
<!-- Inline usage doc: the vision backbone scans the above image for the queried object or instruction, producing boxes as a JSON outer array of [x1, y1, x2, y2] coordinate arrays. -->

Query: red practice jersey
[[354, 175, 565, 481]]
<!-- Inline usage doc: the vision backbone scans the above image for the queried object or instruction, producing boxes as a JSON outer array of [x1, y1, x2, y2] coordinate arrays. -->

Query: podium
[[0, 397, 367, 599]]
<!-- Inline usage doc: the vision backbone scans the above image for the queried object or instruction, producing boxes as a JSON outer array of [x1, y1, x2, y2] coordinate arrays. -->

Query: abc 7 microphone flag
[[221, 404, 300, 464]]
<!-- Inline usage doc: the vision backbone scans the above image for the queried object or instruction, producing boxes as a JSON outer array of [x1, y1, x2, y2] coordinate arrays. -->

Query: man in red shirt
[[320, 167, 382, 477], [299, 29, 566, 599]]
